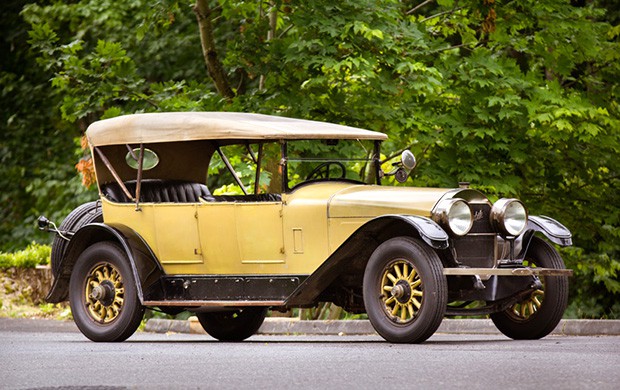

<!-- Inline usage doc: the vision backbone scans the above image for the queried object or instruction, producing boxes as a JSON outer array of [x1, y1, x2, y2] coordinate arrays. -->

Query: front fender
[[46, 223, 164, 303], [513, 215, 572, 261], [525, 215, 572, 247], [286, 214, 448, 305], [366, 215, 450, 249]]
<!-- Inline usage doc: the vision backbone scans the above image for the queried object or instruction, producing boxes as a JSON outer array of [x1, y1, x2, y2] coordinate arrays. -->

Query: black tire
[[490, 236, 569, 340], [196, 307, 268, 341], [69, 241, 144, 342], [51, 201, 103, 277], [363, 237, 447, 343]]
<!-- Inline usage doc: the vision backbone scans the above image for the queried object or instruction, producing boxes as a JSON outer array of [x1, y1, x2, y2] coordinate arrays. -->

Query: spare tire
[[50, 201, 103, 277]]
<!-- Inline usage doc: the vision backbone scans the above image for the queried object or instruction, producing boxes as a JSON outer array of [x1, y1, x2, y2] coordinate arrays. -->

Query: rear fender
[[46, 223, 164, 303]]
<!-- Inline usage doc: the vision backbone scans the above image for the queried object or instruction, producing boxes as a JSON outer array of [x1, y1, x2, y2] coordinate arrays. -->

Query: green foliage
[[562, 246, 620, 319], [1, 0, 99, 251], [0, 243, 51, 270], [1, 0, 618, 317]]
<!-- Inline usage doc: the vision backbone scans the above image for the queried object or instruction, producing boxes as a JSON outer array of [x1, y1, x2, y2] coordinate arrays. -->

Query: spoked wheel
[[69, 242, 144, 342], [511, 289, 545, 319], [197, 307, 268, 341], [380, 260, 424, 322], [491, 236, 569, 340], [363, 237, 447, 343]]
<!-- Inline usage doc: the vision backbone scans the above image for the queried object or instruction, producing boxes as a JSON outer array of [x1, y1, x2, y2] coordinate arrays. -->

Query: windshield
[[206, 139, 380, 196], [284, 139, 379, 190]]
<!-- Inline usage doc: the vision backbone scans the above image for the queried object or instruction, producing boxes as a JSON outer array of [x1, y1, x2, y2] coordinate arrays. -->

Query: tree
[[0, 0, 96, 252], [4, 0, 619, 317]]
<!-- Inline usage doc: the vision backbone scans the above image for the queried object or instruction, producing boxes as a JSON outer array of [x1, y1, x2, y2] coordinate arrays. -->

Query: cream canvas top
[[86, 112, 388, 146]]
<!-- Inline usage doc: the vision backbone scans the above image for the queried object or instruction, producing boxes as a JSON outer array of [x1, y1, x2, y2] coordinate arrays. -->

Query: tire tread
[[491, 237, 569, 340]]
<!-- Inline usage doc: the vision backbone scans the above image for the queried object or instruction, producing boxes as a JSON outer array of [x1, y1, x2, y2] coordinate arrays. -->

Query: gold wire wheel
[[381, 260, 423, 324], [510, 259, 544, 320], [84, 263, 125, 324], [511, 289, 544, 320]]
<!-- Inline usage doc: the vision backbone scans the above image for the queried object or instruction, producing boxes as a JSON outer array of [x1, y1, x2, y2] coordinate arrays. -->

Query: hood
[[327, 185, 453, 218]]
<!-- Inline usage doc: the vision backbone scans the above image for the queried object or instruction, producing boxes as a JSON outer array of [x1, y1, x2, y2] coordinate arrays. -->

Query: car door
[[234, 201, 285, 265], [152, 204, 204, 266], [197, 199, 285, 274]]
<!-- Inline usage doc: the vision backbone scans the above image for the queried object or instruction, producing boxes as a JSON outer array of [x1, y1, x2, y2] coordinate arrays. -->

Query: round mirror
[[125, 148, 159, 170], [401, 150, 416, 171], [395, 168, 409, 183]]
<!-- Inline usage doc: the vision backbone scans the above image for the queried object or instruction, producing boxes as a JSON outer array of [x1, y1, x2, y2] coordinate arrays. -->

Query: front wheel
[[69, 242, 144, 342], [491, 236, 569, 340], [363, 237, 447, 343], [196, 307, 268, 341]]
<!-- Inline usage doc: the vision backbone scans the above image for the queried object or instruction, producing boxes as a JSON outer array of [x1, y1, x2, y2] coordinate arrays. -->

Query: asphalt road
[[1, 318, 619, 390]]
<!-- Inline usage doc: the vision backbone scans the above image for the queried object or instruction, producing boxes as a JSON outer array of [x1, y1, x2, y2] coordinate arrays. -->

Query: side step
[[143, 300, 284, 307], [443, 267, 573, 277]]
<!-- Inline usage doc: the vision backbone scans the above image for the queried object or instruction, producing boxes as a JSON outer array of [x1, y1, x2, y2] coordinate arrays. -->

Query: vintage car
[[39, 112, 573, 343]]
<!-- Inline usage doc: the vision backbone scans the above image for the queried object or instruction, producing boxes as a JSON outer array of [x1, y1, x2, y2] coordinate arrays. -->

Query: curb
[[144, 318, 620, 337]]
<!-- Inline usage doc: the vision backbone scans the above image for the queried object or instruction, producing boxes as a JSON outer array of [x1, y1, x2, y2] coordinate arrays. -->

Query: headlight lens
[[432, 199, 473, 236], [490, 198, 528, 236]]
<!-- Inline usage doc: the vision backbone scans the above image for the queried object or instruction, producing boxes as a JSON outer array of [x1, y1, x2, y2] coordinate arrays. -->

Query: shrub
[[0, 243, 51, 269]]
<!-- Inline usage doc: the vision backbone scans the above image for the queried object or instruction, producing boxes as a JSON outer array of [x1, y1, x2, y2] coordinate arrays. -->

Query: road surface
[[1, 318, 618, 389]]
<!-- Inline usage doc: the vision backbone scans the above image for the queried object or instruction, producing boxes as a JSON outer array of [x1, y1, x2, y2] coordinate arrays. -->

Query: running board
[[443, 267, 573, 277], [143, 300, 285, 307]]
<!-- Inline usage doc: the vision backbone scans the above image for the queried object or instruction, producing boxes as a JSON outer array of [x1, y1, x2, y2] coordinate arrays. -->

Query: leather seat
[[102, 180, 212, 203], [213, 194, 281, 202]]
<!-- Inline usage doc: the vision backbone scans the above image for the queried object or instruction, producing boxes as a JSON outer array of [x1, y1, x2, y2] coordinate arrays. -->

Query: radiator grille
[[452, 202, 496, 268]]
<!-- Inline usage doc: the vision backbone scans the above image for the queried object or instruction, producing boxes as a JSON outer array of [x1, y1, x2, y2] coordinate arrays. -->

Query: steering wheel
[[305, 161, 346, 180]]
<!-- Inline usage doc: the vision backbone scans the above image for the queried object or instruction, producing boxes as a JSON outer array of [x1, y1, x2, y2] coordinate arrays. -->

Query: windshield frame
[[281, 139, 383, 192]]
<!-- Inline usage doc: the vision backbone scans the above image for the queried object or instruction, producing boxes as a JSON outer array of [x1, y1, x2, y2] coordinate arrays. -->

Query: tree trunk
[[259, 3, 278, 91], [193, 0, 235, 100]]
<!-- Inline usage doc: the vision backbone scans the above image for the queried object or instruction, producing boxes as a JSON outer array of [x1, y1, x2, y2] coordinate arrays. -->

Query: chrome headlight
[[490, 198, 528, 237], [432, 199, 473, 236]]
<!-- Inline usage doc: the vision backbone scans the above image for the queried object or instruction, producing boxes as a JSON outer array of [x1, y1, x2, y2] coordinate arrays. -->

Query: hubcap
[[84, 263, 125, 324], [381, 260, 423, 324]]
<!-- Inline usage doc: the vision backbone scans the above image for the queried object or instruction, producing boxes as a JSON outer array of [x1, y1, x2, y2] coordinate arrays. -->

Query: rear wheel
[[69, 242, 144, 342], [196, 307, 268, 341], [491, 236, 569, 339], [51, 201, 103, 277], [363, 237, 447, 343]]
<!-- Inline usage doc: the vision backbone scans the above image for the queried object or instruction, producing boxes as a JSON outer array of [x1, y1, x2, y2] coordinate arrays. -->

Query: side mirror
[[394, 168, 409, 183], [401, 150, 416, 171], [382, 150, 417, 183]]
